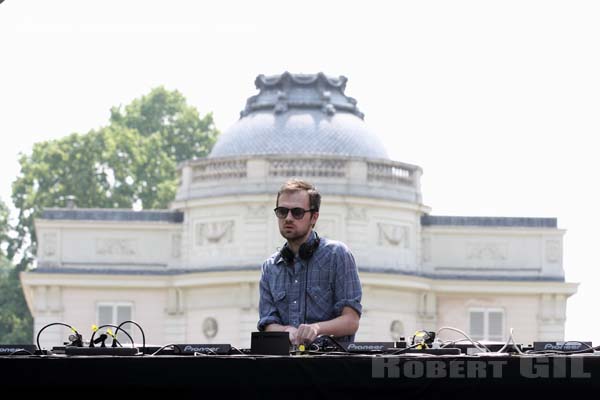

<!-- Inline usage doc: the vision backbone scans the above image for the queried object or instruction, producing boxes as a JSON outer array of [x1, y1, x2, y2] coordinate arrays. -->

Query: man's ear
[[311, 211, 319, 227]]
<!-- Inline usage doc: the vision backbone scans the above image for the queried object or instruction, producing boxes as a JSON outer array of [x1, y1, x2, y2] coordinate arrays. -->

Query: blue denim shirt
[[257, 232, 363, 342]]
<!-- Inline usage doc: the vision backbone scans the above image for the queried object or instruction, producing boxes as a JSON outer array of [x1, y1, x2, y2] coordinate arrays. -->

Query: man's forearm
[[265, 307, 359, 345], [313, 312, 359, 338], [265, 323, 298, 343], [265, 323, 289, 332], [294, 308, 360, 345]]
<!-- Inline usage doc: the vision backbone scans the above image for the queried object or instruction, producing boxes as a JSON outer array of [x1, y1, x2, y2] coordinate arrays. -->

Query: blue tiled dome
[[209, 72, 389, 159]]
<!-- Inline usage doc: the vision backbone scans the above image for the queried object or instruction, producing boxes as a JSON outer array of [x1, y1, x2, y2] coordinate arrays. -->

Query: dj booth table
[[2, 354, 599, 398]]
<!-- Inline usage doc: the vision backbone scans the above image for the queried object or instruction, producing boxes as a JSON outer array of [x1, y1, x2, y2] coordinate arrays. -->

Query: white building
[[21, 72, 577, 349]]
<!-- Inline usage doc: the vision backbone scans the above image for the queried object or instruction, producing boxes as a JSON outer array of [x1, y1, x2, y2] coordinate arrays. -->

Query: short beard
[[280, 226, 311, 244]]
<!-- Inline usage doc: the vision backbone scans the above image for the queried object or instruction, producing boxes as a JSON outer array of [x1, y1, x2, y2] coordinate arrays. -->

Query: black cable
[[36, 322, 79, 352], [230, 346, 246, 355], [151, 344, 182, 356], [309, 335, 347, 352], [90, 324, 134, 348], [303, 257, 309, 325], [441, 339, 491, 352], [302, 231, 319, 325], [115, 320, 146, 351], [389, 343, 424, 355]]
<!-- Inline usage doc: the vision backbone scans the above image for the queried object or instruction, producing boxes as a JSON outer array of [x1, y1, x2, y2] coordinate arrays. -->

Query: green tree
[[110, 86, 217, 163], [0, 197, 9, 255], [10, 87, 218, 269], [0, 197, 33, 343]]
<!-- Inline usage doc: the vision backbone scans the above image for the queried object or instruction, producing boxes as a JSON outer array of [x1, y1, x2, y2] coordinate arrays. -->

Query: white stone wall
[[61, 287, 168, 346], [25, 153, 575, 349], [36, 220, 181, 270], [183, 198, 272, 269], [422, 226, 566, 279], [22, 269, 578, 349], [177, 194, 427, 274], [436, 294, 540, 345], [358, 286, 420, 341]]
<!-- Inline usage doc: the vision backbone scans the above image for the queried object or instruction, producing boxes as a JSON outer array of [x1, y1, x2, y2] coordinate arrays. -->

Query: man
[[257, 179, 362, 345]]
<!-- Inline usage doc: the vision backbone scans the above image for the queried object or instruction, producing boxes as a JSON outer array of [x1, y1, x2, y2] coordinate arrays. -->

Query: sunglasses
[[274, 207, 316, 220]]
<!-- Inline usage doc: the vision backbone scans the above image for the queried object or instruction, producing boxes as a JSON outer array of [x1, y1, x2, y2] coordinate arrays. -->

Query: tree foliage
[[10, 86, 218, 268], [3, 87, 218, 343], [0, 259, 32, 344], [110, 87, 216, 163], [0, 197, 33, 343], [0, 198, 9, 257]]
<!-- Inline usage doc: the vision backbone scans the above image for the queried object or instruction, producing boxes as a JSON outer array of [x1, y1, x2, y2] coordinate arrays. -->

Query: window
[[97, 303, 133, 341], [469, 308, 504, 341]]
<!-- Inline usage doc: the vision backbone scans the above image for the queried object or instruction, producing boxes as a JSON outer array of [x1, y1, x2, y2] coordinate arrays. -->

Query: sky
[[1, 1, 599, 342]]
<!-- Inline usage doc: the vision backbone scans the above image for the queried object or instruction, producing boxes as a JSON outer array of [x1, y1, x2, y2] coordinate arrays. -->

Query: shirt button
[[293, 301, 297, 304], [294, 280, 298, 283]]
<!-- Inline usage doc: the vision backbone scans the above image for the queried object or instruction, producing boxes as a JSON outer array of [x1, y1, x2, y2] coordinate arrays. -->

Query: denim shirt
[[257, 232, 363, 342]]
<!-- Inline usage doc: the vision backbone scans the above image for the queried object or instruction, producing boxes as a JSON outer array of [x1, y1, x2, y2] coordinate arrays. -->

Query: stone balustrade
[[176, 155, 422, 204]]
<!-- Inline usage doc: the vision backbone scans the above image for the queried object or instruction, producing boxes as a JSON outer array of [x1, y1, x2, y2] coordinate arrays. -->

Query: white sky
[[1, 0, 599, 343]]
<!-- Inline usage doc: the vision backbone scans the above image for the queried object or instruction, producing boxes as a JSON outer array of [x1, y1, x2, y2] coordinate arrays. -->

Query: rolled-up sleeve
[[332, 245, 363, 317], [257, 262, 282, 331]]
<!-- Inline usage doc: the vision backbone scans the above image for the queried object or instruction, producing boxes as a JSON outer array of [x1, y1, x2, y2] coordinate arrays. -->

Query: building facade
[[21, 72, 577, 349]]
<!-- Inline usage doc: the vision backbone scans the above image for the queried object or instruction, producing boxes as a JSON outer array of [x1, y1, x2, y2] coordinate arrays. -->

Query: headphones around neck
[[280, 232, 320, 264]]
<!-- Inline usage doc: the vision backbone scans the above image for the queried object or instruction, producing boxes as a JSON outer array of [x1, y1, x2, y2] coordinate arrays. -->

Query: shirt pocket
[[317, 265, 334, 291], [306, 286, 335, 320], [274, 290, 287, 304]]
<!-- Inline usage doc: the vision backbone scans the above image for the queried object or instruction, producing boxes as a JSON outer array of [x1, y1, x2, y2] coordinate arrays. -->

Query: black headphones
[[279, 232, 320, 264]]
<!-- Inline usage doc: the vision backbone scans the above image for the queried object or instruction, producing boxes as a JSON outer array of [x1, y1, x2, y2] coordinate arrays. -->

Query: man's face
[[277, 190, 319, 243]]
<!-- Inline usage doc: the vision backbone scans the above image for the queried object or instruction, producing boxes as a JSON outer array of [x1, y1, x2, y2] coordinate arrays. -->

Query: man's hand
[[294, 323, 321, 345], [283, 326, 298, 343]]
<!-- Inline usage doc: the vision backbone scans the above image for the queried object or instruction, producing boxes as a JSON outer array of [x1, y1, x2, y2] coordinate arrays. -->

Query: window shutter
[[98, 305, 113, 326], [469, 311, 484, 341], [116, 305, 133, 337], [488, 311, 504, 341]]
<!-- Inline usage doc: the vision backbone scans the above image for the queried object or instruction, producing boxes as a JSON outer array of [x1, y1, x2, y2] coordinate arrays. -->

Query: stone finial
[[65, 195, 77, 209], [239, 71, 364, 119]]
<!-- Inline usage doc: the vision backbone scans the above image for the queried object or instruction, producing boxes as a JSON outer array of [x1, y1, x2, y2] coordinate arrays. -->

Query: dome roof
[[209, 72, 389, 159]]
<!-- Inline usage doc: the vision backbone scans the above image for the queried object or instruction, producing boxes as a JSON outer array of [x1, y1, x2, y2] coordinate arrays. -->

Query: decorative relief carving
[[377, 223, 409, 248], [96, 238, 137, 256], [171, 233, 182, 258], [466, 242, 507, 261], [346, 206, 367, 221], [545, 240, 561, 263], [42, 233, 57, 257], [246, 204, 268, 219], [195, 221, 234, 246]]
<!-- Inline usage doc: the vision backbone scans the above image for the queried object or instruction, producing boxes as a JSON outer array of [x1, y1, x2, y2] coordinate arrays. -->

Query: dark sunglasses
[[274, 207, 316, 220]]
